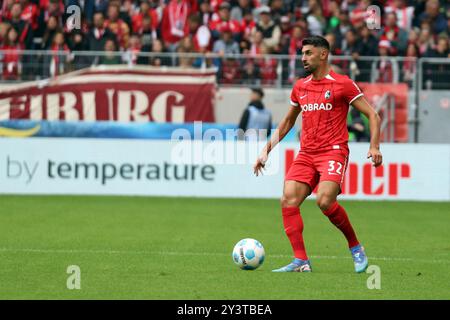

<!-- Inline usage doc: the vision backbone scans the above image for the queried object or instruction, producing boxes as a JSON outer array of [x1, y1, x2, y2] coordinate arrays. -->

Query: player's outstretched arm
[[253, 106, 301, 176], [351, 96, 383, 167]]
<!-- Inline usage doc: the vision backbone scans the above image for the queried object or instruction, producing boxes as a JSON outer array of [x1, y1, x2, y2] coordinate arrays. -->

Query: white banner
[[0, 138, 449, 201]]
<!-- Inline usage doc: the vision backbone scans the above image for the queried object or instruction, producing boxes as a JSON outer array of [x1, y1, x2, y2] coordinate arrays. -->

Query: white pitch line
[[0, 247, 449, 264]]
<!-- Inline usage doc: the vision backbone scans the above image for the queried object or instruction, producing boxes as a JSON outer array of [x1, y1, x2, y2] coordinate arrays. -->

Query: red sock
[[322, 202, 359, 248], [282, 207, 308, 260]]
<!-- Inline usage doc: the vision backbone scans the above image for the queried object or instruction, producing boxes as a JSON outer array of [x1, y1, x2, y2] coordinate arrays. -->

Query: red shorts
[[285, 148, 349, 192]]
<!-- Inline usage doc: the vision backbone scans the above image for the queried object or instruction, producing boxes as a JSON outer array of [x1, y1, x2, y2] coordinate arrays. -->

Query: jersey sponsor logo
[[300, 102, 333, 112]]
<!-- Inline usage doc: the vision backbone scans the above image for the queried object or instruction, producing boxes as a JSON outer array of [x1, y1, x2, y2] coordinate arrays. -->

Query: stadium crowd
[[0, 0, 448, 84]]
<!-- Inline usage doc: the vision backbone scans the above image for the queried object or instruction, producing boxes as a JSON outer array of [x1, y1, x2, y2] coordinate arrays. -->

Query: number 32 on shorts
[[328, 160, 343, 175]]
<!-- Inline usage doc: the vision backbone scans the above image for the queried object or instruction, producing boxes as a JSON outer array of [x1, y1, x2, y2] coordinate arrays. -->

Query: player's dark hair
[[302, 36, 330, 51]]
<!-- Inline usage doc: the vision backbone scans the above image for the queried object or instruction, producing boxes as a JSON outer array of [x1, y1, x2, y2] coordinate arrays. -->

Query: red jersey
[[290, 69, 363, 152]]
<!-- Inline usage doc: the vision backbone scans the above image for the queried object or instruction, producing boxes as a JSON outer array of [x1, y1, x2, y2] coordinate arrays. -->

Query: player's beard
[[303, 63, 316, 76]]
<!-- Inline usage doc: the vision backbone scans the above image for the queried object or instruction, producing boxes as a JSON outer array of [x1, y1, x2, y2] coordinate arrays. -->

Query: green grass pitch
[[0, 195, 449, 299]]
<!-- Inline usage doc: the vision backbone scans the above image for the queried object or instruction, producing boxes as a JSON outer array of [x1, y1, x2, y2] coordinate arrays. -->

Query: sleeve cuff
[[290, 100, 299, 107], [349, 93, 364, 105]]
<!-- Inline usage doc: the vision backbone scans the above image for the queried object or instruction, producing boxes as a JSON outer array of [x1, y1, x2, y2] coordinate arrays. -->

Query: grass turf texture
[[0, 195, 449, 299]]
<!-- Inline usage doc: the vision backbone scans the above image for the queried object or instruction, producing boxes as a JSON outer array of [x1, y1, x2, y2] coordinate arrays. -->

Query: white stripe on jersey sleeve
[[349, 93, 364, 105], [352, 81, 362, 93], [290, 100, 299, 107]]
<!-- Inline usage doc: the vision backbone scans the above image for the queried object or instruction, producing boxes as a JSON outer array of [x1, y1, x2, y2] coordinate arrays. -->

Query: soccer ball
[[232, 238, 265, 270]]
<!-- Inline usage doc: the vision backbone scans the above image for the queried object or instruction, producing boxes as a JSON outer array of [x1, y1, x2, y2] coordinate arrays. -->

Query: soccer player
[[254, 36, 383, 273]]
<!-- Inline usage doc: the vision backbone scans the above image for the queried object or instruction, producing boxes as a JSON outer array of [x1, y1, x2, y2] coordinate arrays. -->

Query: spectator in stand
[[332, 9, 352, 49], [187, 12, 213, 68], [98, 38, 121, 65], [349, 0, 372, 30], [407, 27, 419, 49], [92, 0, 109, 16], [209, 2, 241, 42], [326, 0, 341, 34], [269, 0, 289, 24], [255, 44, 277, 85], [149, 38, 172, 67], [1, 0, 15, 21], [230, 0, 255, 22], [239, 8, 255, 52], [249, 30, 264, 56], [425, 35, 449, 57], [20, 0, 39, 32], [136, 15, 158, 49], [306, 0, 325, 36], [0, 22, 11, 43], [117, 0, 134, 29], [354, 25, 379, 81], [372, 39, 398, 83], [176, 45, 195, 68], [198, 0, 213, 27], [423, 35, 449, 89], [188, 13, 211, 53], [67, 29, 90, 70], [47, 30, 71, 77], [213, 25, 240, 74], [286, 26, 305, 56], [221, 57, 241, 84], [208, 0, 225, 13], [252, 6, 281, 53], [1, 26, 23, 80], [417, 25, 435, 56], [418, 0, 447, 35], [241, 60, 261, 86], [39, 0, 64, 12], [212, 26, 240, 80], [212, 26, 240, 56], [41, 15, 60, 49], [123, 33, 144, 66], [324, 31, 349, 75], [131, 0, 159, 35], [356, 25, 378, 56], [403, 42, 419, 85], [324, 32, 342, 57], [161, 0, 192, 52], [279, 15, 293, 39], [340, 0, 359, 13], [446, 14, 450, 36], [104, 2, 130, 50], [279, 15, 292, 80], [293, 15, 309, 31], [341, 29, 359, 56], [38, 0, 64, 37], [87, 12, 117, 52], [385, 0, 415, 31], [284, 24, 306, 82], [378, 12, 408, 56], [7, 2, 33, 49]]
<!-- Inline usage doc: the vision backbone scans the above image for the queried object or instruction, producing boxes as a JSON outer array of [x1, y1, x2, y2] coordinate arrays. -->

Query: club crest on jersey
[[325, 90, 331, 99]]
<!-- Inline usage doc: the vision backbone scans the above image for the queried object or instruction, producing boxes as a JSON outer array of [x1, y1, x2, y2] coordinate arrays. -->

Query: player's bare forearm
[[261, 106, 300, 156], [367, 111, 381, 150], [263, 117, 293, 154], [351, 96, 383, 167]]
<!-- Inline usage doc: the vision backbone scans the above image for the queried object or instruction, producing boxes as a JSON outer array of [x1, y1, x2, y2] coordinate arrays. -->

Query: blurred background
[[0, 0, 449, 142], [0, 0, 448, 199], [0, 1, 449, 299]]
